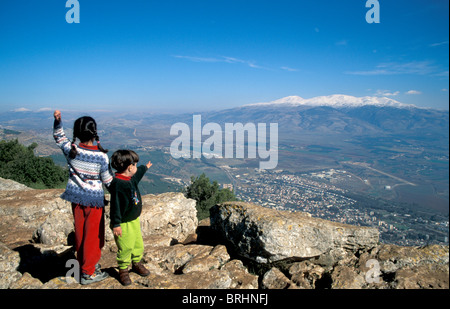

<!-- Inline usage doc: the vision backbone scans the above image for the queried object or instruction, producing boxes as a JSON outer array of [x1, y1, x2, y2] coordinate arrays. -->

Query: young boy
[[109, 149, 152, 286]]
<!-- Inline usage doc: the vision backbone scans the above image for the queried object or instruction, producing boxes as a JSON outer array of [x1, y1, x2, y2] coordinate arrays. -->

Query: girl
[[53, 110, 113, 285]]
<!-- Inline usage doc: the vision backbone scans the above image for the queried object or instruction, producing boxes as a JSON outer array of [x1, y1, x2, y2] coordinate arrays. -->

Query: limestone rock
[[32, 207, 74, 245], [220, 259, 259, 289], [104, 192, 198, 245], [135, 268, 234, 289], [134, 258, 258, 289], [394, 264, 449, 289], [139, 192, 198, 243], [0, 241, 22, 288], [357, 244, 449, 289], [139, 243, 257, 289], [41, 242, 258, 289], [262, 267, 291, 289], [182, 245, 230, 274], [0, 177, 33, 192], [371, 244, 449, 273], [210, 201, 380, 263], [0, 189, 198, 248], [0, 189, 69, 247], [143, 244, 229, 274], [289, 261, 325, 289], [331, 265, 366, 289], [9, 272, 44, 289], [0, 241, 20, 273]]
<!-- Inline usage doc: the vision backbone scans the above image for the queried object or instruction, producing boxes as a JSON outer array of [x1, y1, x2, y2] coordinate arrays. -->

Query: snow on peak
[[245, 94, 416, 109], [270, 96, 305, 104]]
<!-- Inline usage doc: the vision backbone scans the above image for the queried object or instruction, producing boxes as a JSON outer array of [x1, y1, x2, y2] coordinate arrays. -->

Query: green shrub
[[184, 173, 237, 220], [0, 139, 67, 189]]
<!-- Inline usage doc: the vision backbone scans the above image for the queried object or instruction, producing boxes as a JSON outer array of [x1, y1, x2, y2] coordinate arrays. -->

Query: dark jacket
[[109, 165, 148, 228]]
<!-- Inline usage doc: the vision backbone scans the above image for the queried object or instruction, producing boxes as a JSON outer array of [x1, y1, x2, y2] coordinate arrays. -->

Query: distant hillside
[[202, 96, 449, 140]]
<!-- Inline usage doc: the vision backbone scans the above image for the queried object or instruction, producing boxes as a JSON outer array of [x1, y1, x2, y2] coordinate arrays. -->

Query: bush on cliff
[[0, 139, 67, 189], [184, 173, 237, 220]]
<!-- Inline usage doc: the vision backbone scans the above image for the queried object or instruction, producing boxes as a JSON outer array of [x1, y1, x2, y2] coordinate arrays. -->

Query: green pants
[[114, 217, 144, 270]]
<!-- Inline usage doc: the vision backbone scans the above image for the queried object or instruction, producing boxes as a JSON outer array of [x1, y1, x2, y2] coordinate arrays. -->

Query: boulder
[[262, 267, 291, 289], [0, 190, 198, 247], [220, 259, 259, 289], [0, 179, 198, 247], [0, 241, 22, 288], [394, 264, 449, 289], [331, 265, 366, 289], [133, 262, 258, 289], [32, 207, 73, 245], [356, 244, 449, 289], [289, 261, 325, 289], [104, 192, 198, 246], [9, 272, 44, 289], [0, 189, 69, 247], [138, 192, 198, 243], [140, 243, 258, 289], [143, 244, 228, 274], [368, 244, 449, 273], [0, 177, 34, 191], [210, 201, 380, 263]]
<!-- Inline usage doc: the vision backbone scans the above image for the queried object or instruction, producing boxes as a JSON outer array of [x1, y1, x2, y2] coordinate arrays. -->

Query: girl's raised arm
[[53, 110, 71, 156], [54, 110, 61, 122]]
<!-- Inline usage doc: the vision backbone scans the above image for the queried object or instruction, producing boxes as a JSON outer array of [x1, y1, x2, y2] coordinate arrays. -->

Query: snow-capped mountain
[[246, 94, 417, 109], [199, 93, 448, 140]]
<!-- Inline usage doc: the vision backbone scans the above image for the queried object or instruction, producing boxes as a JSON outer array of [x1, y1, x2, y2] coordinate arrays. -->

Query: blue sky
[[0, 0, 448, 113]]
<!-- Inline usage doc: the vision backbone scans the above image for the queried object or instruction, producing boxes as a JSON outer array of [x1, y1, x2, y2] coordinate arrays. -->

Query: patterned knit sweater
[[53, 120, 113, 207]]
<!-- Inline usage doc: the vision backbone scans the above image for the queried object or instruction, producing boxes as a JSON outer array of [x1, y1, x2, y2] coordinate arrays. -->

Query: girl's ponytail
[[95, 135, 108, 154]]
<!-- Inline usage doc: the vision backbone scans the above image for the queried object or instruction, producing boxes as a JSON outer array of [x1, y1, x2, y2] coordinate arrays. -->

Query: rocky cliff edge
[[0, 178, 448, 289]]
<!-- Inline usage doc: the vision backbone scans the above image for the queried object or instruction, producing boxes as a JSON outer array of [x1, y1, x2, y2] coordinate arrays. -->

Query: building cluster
[[225, 169, 448, 246]]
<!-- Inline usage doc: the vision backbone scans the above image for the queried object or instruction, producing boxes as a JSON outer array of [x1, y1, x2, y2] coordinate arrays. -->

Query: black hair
[[110, 150, 140, 173], [69, 116, 108, 159]]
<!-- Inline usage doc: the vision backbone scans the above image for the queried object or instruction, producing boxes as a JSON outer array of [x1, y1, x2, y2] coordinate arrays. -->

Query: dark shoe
[[132, 261, 150, 277], [80, 269, 109, 285], [118, 268, 132, 286]]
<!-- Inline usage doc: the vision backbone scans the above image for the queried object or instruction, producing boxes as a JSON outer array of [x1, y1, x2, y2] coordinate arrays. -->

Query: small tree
[[184, 173, 237, 220]]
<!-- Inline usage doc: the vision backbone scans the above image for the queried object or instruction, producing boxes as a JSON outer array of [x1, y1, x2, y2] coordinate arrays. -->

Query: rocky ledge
[[0, 179, 448, 289], [210, 202, 448, 289]]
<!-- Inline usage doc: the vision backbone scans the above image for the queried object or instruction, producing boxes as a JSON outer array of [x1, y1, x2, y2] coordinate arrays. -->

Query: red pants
[[72, 203, 105, 276]]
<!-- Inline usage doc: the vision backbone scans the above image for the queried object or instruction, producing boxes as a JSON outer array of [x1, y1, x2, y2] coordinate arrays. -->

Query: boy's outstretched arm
[[133, 162, 152, 183]]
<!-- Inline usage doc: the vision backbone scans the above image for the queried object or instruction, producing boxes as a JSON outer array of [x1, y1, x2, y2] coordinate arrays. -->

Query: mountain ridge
[[245, 94, 420, 109], [204, 98, 448, 139]]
